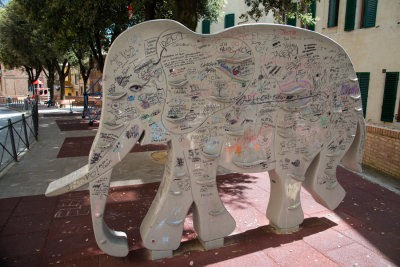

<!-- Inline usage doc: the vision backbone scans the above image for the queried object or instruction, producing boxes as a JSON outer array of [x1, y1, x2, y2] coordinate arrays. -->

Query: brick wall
[[362, 125, 400, 179]]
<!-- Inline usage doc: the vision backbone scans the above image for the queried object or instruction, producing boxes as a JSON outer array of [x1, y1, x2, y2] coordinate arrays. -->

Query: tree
[[0, 1, 43, 92], [1, 0, 224, 103], [18, 0, 76, 100], [240, 0, 318, 27], [131, 0, 224, 31], [51, 0, 224, 74]]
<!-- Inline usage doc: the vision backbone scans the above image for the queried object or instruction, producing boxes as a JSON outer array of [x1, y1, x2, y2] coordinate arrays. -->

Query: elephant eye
[[129, 84, 143, 92]]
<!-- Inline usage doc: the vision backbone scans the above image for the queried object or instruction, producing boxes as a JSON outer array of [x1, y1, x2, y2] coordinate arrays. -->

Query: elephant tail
[[341, 116, 366, 173]]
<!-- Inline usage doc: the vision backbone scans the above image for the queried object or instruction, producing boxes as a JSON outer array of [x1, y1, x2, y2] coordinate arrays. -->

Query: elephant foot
[[192, 201, 236, 244], [267, 203, 304, 232], [150, 250, 173, 260], [94, 220, 129, 257], [199, 237, 224, 250], [267, 170, 305, 230], [270, 223, 299, 234]]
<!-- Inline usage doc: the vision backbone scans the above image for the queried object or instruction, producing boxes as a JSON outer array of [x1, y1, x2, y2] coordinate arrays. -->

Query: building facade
[[0, 64, 47, 97]]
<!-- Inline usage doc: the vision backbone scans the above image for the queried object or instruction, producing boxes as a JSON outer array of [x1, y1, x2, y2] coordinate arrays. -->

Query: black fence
[[0, 103, 39, 172]]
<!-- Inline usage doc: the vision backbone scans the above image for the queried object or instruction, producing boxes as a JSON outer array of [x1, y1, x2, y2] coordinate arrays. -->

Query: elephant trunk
[[45, 120, 145, 197]]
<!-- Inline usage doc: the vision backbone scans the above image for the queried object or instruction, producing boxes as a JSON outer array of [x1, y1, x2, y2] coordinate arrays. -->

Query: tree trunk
[[55, 59, 70, 100], [173, 0, 198, 31], [144, 0, 157, 20], [47, 69, 55, 105], [89, 32, 105, 73], [43, 59, 56, 105], [82, 74, 89, 114], [79, 61, 91, 114]]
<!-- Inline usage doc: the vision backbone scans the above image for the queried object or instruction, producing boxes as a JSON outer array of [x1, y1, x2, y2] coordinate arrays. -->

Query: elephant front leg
[[188, 156, 236, 250], [140, 145, 193, 260], [90, 169, 129, 257], [267, 168, 305, 233]]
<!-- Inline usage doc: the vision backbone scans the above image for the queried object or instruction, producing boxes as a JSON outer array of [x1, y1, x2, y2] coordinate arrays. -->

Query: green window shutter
[[328, 0, 339, 28], [287, 3, 297, 26], [344, 0, 357, 31], [363, 0, 378, 28], [381, 72, 399, 122], [308, 0, 317, 31], [225, 13, 235, 28], [356, 72, 370, 118], [202, 20, 210, 34]]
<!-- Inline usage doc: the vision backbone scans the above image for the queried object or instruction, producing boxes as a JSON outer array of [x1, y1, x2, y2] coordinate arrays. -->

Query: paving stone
[[0, 231, 47, 258], [1, 212, 52, 236], [215, 251, 276, 266], [303, 228, 354, 252], [42, 233, 102, 264], [326, 242, 396, 267], [0, 254, 41, 267], [12, 194, 57, 216], [266, 240, 339, 267]]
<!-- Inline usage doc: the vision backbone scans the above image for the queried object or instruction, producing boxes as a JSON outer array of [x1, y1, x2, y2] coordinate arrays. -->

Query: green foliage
[[130, 0, 224, 31], [240, 0, 319, 26], [0, 0, 223, 90], [0, 1, 44, 84]]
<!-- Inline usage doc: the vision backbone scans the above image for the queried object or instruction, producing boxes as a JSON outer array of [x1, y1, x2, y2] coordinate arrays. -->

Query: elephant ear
[[158, 28, 256, 135], [96, 21, 195, 146]]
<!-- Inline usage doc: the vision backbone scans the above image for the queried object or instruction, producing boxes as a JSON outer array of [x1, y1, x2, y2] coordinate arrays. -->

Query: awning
[[33, 79, 44, 85]]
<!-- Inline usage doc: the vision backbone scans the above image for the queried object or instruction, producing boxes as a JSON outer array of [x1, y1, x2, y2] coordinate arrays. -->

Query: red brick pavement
[[56, 136, 167, 158], [56, 119, 99, 131], [0, 167, 398, 266]]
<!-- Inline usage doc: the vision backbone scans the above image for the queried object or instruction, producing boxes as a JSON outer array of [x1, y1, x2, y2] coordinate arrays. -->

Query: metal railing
[[0, 103, 38, 171], [0, 97, 35, 111]]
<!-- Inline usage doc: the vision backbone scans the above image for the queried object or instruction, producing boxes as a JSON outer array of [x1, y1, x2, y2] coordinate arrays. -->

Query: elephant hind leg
[[266, 169, 304, 233], [303, 152, 346, 210], [90, 169, 129, 257]]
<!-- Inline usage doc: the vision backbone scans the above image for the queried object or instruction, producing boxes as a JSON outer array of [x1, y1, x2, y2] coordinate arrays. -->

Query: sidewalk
[[0, 109, 399, 266]]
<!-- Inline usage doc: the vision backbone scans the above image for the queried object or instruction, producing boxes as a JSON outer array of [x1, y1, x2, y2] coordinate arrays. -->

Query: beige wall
[[0, 64, 47, 97], [317, 0, 400, 127]]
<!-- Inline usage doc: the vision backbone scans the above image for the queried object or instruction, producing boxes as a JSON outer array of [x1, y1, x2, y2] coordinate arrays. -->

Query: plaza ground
[[0, 107, 398, 266]]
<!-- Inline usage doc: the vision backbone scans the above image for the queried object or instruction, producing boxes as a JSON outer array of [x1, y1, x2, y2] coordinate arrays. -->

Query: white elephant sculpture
[[46, 20, 365, 259]]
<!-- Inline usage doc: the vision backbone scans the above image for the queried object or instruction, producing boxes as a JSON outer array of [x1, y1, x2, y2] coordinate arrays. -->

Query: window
[[344, 0, 357, 31], [225, 13, 235, 28], [381, 72, 399, 122], [74, 74, 78, 85], [287, 3, 297, 26], [328, 0, 339, 28], [362, 0, 378, 28], [308, 0, 317, 31], [202, 20, 210, 34], [356, 72, 370, 118]]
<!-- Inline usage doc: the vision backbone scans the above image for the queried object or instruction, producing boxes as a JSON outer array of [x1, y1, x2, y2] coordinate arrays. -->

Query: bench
[[72, 100, 102, 108], [55, 99, 75, 108]]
